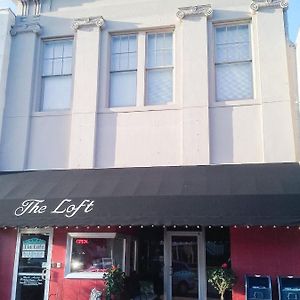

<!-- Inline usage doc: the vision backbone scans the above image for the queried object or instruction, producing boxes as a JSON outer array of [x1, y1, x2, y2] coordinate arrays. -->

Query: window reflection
[[71, 238, 123, 273]]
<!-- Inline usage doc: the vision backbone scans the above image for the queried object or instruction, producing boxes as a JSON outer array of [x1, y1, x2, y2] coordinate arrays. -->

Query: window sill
[[65, 272, 105, 279], [99, 103, 179, 113], [32, 110, 71, 117], [210, 98, 259, 108]]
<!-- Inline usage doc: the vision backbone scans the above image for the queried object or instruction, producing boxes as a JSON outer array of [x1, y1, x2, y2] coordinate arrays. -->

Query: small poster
[[22, 238, 46, 258], [19, 275, 43, 286]]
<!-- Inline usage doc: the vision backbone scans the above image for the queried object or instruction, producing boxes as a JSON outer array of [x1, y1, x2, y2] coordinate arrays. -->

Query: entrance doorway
[[12, 228, 53, 300], [164, 231, 206, 300]]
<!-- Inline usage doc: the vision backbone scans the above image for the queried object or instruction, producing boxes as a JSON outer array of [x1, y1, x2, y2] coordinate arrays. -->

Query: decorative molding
[[10, 22, 42, 36], [72, 16, 105, 31], [33, 0, 41, 16], [20, 0, 41, 16], [20, 0, 29, 16], [176, 4, 213, 19], [250, 0, 288, 12]]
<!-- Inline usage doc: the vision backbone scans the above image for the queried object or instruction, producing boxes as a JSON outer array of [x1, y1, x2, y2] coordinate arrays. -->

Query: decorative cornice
[[250, 0, 288, 12], [10, 22, 42, 36], [72, 16, 105, 31], [176, 4, 213, 19]]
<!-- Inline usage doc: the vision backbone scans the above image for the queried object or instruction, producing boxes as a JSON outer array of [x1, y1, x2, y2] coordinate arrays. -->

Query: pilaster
[[68, 17, 104, 168], [178, 5, 212, 165], [0, 17, 41, 170]]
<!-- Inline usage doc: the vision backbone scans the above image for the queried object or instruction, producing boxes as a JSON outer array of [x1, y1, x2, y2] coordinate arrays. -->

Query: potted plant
[[103, 265, 125, 300], [207, 262, 236, 300]]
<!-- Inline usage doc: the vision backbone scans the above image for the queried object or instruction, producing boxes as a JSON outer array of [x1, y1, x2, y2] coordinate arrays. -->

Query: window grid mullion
[[136, 32, 146, 107]]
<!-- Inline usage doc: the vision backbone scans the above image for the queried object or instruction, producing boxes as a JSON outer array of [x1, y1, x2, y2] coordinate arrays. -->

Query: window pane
[[111, 34, 137, 72], [62, 57, 72, 75], [147, 51, 156, 68], [164, 49, 173, 66], [42, 75, 72, 110], [237, 24, 250, 42], [147, 32, 173, 68], [227, 26, 238, 43], [216, 44, 228, 63], [53, 58, 63, 75], [113, 239, 124, 268], [121, 35, 129, 52], [216, 27, 227, 44], [164, 32, 173, 48], [129, 35, 136, 52], [54, 43, 64, 58], [156, 33, 165, 49], [216, 62, 253, 101], [147, 34, 156, 51], [128, 52, 137, 70], [63, 41, 73, 58], [110, 71, 137, 107], [71, 238, 114, 273], [146, 68, 173, 105], [112, 36, 121, 54], [119, 53, 129, 71], [42, 59, 53, 76], [44, 43, 54, 59], [111, 54, 120, 72]]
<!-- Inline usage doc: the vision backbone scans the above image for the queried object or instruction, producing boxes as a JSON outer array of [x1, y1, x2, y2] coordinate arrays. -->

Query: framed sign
[[22, 238, 46, 259]]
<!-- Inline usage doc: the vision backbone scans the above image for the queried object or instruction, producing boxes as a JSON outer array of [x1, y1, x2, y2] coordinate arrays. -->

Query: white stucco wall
[[297, 31, 300, 111], [0, 9, 14, 153], [0, 0, 297, 170]]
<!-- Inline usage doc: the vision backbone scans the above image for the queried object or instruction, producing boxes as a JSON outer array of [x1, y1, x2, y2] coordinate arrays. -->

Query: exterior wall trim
[[72, 16, 105, 31], [250, 0, 288, 13], [10, 22, 42, 36], [176, 4, 213, 19]]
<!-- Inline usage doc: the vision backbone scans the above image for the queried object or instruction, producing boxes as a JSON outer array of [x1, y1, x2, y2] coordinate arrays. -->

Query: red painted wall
[[231, 227, 300, 300], [0, 229, 17, 300]]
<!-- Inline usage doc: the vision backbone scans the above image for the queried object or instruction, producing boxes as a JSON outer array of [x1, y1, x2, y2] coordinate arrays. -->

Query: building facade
[[0, 0, 300, 300]]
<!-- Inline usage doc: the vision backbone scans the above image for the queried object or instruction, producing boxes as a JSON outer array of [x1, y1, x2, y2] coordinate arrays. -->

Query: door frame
[[164, 230, 207, 300], [11, 227, 53, 300]]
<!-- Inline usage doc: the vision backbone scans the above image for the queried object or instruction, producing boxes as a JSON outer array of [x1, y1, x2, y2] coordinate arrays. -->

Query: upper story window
[[215, 23, 253, 101], [110, 34, 137, 107], [109, 30, 174, 108], [146, 32, 173, 105], [40, 39, 73, 111]]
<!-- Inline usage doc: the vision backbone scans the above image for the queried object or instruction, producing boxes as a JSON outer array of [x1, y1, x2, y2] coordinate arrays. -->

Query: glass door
[[164, 231, 205, 300], [13, 229, 52, 300]]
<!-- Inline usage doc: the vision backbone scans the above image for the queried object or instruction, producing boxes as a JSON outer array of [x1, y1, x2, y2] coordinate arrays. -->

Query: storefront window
[[65, 233, 125, 279], [206, 227, 231, 300]]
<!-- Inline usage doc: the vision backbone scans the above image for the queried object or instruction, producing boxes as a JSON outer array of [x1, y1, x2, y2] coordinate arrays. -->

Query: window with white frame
[[215, 23, 253, 101], [109, 30, 174, 107], [110, 34, 137, 107], [146, 32, 173, 105], [40, 39, 73, 111], [65, 233, 126, 279]]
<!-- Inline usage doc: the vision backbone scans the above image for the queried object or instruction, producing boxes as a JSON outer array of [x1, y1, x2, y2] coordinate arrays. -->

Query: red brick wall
[[0, 229, 17, 300], [231, 227, 300, 300]]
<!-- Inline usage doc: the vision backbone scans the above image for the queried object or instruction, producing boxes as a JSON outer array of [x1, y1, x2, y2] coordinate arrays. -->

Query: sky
[[0, 0, 300, 42]]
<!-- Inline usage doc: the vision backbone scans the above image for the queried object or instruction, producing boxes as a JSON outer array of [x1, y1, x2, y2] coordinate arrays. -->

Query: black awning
[[1, 163, 300, 227]]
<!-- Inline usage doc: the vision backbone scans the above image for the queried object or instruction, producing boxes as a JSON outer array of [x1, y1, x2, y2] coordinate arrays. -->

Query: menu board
[[19, 275, 43, 286], [22, 238, 46, 259]]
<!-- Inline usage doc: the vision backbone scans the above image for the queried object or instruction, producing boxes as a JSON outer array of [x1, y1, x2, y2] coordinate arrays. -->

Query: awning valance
[[1, 163, 300, 227]]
